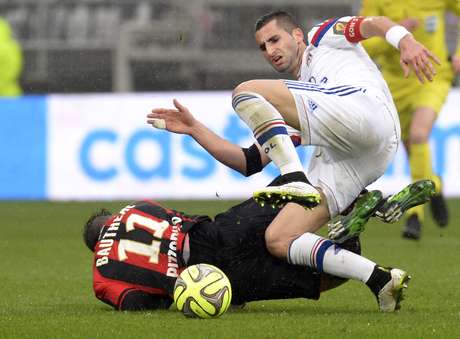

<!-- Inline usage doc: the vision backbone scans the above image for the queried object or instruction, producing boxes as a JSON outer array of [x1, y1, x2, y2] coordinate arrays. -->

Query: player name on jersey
[[96, 204, 135, 267]]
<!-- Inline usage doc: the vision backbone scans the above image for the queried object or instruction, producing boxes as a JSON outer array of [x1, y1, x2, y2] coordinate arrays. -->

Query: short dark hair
[[255, 10, 300, 33], [83, 209, 112, 251]]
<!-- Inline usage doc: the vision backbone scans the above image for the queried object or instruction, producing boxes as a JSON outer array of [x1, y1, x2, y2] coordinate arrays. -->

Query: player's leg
[[264, 197, 330, 258], [410, 106, 448, 228], [232, 79, 320, 208], [219, 201, 362, 304], [405, 106, 449, 238], [403, 77, 451, 238], [264, 89, 398, 253], [287, 228, 410, 312], [403, 106, 437, 239], [281, 216, 410, 312]]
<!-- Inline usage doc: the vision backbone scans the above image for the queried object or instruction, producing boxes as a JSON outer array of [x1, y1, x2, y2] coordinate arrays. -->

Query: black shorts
[[188, 198, 321, 305]]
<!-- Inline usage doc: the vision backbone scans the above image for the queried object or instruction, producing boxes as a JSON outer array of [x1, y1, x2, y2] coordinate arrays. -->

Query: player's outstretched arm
[[148, 99, 267, 176], [359, 16, 441, 83]]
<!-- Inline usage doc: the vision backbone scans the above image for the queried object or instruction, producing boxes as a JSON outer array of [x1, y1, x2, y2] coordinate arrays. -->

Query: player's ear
[[292, 27, 305, 44]]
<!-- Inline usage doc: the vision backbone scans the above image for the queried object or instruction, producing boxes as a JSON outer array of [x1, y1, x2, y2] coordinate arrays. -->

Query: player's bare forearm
[[188, 121, 248, 174], [148, 99, 265, 175], [360, 16, 420, 38], [360, 16, 396, 39]]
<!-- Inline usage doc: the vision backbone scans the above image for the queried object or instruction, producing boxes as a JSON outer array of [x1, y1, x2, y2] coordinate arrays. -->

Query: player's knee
[[264, 228, 288, 259], [233, 80, 262, 97]]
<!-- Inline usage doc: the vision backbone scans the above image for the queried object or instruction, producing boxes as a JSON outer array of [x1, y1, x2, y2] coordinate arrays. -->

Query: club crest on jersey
[[333, 21, 346, 35]]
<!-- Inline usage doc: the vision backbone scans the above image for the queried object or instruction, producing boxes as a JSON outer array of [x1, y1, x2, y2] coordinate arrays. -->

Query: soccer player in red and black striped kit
[[83, 178, 411, 312]]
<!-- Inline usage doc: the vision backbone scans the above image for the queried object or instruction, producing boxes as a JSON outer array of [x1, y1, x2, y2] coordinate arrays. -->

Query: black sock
[[366, 265, 392, 296], [268, 171, 309, 186], [340, 236, 361, 255]]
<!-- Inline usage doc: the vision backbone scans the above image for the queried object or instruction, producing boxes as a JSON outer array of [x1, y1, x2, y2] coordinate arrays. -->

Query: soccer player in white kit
[[148, 11, 439, 311], [230, 11, 439, 256]]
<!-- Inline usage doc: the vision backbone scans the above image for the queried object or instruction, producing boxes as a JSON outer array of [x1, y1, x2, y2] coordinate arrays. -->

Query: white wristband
[[385, 25, 411, 49]]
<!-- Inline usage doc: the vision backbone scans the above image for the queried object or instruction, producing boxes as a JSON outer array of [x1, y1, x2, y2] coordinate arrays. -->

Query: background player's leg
[[411, 107, 449, 228], [405, 106, 448, 239]]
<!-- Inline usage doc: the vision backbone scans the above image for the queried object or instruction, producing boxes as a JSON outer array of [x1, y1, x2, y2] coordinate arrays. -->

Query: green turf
[[1, 199, 459, 338]]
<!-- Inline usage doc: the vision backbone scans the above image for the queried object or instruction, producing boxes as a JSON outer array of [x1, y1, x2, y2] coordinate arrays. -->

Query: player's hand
[[451, 55, 460, 75], [399, 34, 441, 83], [147, 99, 197, 135]]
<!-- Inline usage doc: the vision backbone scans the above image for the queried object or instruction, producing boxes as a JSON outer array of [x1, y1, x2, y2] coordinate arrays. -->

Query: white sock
[[232, 91, 304, 175], [288, 233, 375, 282]]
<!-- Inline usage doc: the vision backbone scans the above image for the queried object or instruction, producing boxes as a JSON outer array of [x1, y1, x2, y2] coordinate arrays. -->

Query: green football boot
[[328, 190, 383, 243], [375, 180, 436, 223]]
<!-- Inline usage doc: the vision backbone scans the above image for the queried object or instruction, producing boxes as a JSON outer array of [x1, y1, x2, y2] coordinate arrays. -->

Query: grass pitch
[[1, 199, 459, 338]]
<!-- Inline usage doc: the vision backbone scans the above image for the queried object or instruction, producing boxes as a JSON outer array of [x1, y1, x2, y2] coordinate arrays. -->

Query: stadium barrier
[[1, 90, 460, 200]]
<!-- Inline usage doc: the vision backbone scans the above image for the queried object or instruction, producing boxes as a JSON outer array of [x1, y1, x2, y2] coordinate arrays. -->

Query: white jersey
[[283, 16, 401, 216], [300, 16, 393, 103]]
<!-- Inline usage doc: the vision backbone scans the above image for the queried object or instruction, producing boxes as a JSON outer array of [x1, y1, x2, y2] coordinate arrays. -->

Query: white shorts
[[285, 80, 401, 217]]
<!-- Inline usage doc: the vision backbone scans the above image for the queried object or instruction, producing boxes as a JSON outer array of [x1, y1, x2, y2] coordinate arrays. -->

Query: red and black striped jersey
[[92, 200, 209, 310]]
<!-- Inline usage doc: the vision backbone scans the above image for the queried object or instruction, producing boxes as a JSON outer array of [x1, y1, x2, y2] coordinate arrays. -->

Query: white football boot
[[377, 268, 411, 312], [253, 181, 321, 209]]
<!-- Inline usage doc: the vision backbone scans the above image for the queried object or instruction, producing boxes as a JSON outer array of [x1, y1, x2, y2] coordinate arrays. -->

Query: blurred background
[[1, 0, 460, 201], [1, 0, 368, 93]]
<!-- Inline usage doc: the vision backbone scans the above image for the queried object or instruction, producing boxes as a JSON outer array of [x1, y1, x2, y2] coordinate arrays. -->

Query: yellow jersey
[[0, 18, 22, 96]]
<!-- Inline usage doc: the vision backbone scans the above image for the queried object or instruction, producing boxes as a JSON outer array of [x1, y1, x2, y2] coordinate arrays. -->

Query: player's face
[[255, 20, 305, 74]]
